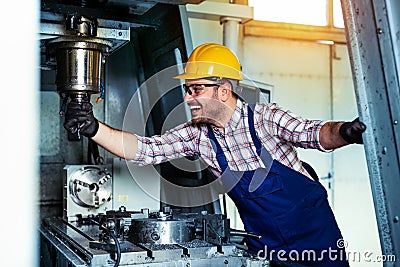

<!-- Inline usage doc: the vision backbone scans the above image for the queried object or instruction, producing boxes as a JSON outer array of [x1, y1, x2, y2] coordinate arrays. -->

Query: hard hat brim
[[173, 61, 243, 81]]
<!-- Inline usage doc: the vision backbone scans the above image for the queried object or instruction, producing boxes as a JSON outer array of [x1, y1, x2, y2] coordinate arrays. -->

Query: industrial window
[[333, 0, 345, 28], [248, 0, 345, 28]]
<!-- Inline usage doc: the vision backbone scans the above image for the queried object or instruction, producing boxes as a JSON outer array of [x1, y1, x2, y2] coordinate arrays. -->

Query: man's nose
[[183, 91, 193, 102]]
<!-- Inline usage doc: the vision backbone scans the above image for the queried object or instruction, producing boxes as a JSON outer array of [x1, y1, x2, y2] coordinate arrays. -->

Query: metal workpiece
[[129, 218, 196, 244], [341, 0, 400, 265]]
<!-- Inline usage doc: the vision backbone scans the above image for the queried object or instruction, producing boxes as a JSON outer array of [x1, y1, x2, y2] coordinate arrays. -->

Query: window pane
[[248, 0, 328, 26], [333, 0, 345, 28]]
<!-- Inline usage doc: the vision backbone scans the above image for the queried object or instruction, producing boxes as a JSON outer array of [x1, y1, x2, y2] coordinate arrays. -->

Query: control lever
[[229, 229, 262, 249], [229, 228, 262, 239], [68, 124, 81, 141]]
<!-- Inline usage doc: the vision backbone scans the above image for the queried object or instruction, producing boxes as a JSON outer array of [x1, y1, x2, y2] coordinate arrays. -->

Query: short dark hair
[[204, 77, 239, 99]]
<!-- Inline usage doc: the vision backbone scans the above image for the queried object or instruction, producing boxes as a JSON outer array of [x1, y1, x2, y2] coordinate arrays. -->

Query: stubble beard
[[190, 99, 226, 127]]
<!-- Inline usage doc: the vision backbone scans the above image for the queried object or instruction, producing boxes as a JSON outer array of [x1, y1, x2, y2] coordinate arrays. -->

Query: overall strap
[[207, 125, 228, 173], [247, 104, 262, 156], [207, 103, 263, 172]]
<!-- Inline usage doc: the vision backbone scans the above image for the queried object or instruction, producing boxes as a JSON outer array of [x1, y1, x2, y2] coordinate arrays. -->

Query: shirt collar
[[226, 99, 243, 131]]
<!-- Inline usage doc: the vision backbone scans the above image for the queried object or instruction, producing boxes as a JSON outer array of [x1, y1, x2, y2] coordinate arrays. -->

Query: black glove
[[63, 102, 99, 138], [339, 117, 366, 144]]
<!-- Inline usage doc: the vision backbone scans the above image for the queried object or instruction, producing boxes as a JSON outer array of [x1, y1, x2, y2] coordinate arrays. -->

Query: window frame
[[241, 0, 346, 44]]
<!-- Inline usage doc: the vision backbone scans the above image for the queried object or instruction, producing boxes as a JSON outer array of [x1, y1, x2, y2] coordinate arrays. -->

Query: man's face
[[183, 79, 225, 125]]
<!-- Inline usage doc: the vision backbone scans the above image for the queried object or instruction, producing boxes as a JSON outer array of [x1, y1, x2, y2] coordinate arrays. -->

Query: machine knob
[[150, 232, 160, 241]]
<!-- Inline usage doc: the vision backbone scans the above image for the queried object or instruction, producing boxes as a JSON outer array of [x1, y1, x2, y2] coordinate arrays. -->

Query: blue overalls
[[207, 106, 349, 267]]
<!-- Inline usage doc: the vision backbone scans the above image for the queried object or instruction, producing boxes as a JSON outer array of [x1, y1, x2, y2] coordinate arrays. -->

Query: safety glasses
[[183, 83, 220, 96]]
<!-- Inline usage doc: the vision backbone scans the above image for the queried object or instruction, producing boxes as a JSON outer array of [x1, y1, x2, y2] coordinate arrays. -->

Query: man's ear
[[219, 83, 232, 102]]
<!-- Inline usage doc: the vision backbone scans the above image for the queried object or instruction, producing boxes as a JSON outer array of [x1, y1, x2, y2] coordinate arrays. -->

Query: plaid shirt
[[133, 100, 328, 177]]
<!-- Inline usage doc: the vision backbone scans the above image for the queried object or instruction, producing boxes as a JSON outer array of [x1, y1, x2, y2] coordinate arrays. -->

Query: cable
[[105, 229, 121, 267], [90, 219, 121, 267]]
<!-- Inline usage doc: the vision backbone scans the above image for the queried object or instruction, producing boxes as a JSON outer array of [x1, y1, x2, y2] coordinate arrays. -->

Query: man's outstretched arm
[[63, 102, 139, 160], [319, 118, 366, 150], [92, 122, 138, 160]]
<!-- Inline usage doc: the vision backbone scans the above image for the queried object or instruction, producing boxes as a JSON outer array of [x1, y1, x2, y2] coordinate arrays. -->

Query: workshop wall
[[188, 17, 382, 267]]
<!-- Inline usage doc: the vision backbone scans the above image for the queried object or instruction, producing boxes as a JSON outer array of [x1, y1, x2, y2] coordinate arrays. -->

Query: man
[[64, 43, 366, 266]]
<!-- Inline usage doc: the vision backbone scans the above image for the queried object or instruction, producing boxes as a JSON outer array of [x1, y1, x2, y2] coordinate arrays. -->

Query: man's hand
[[64, 102, 99, 138], [339, 118, 366, 144]]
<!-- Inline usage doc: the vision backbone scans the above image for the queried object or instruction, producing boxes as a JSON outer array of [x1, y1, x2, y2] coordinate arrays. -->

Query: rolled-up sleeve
[[130, 123, 199, 165]]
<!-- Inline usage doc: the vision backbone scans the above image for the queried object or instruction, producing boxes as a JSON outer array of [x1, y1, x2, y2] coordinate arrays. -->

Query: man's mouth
[[190, 105, 202, 116]]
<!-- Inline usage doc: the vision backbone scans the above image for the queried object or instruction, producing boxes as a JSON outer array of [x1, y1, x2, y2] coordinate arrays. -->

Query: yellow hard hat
[[174, 43, 243, 80]]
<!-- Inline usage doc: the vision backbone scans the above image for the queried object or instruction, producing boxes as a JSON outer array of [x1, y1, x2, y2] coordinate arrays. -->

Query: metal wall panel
[[341, 0, 400, 265]]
